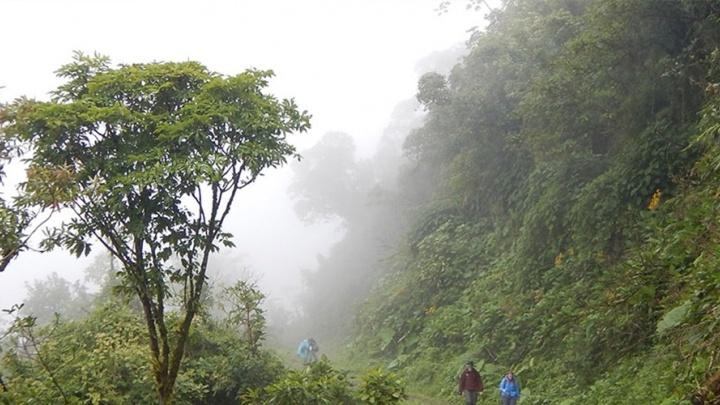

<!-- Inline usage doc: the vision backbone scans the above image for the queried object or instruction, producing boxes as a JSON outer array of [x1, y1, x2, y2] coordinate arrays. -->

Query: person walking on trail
[[296, 337, 319, 365], [458, 361, 484, 405], [499, 371, 521, 405]]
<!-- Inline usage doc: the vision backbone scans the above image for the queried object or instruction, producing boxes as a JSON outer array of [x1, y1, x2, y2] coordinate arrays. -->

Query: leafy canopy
[[1, 51, 310, 403]]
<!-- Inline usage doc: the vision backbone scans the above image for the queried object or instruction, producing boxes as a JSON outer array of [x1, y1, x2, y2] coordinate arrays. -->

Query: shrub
[[356, 367, 407, 404]]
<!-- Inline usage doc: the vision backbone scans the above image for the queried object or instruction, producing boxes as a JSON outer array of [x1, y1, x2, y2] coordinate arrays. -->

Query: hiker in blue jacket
[[297, 337, 319, 365], [499, 371, 520, 405]]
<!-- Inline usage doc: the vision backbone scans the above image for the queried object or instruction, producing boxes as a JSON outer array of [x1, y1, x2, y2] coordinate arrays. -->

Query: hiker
[[458, 361, 484, 405], [297, 337, 319, 365], [308, 337, 319, 356], [499, 371, 521, 405]]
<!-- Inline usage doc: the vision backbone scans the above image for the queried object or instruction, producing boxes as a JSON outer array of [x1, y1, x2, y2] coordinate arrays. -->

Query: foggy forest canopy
[[2, 0, 720, 404]]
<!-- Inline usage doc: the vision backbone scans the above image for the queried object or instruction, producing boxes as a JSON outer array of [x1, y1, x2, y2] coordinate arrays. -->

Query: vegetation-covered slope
[[349, 0, 720, 403]]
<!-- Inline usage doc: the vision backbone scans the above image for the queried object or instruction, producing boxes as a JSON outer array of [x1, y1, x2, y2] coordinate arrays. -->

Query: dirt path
[[404, 392, 450, 404]]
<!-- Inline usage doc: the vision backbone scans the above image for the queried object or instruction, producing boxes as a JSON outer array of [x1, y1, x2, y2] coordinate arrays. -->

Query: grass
[[404, 391, 452, 404]]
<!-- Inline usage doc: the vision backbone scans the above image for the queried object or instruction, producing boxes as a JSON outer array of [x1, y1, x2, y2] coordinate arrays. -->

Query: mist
[[0, 1, 481, 331], [4, 0, 711, 403]]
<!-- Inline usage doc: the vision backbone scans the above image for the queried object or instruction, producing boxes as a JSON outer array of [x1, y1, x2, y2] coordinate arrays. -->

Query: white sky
[[0, 0, 487, 320]]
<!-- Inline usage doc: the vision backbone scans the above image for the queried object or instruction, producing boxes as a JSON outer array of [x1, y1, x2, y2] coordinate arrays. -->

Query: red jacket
[[459, 368, 484, 392]]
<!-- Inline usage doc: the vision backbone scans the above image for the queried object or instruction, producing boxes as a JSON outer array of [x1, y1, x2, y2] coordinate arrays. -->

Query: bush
[[240, 361, 411, 405], [357, 367, 407, 404], [0, 302, 282, 405], [241, 360, 354, 405]]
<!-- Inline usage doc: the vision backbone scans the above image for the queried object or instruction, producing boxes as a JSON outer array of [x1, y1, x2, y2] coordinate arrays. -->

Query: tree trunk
[[246, 307, 255, 351]]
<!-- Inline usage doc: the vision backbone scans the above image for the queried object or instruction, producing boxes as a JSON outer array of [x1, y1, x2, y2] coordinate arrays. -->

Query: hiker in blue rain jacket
[[499, 371, 521, 405], [297, 337, 318, 365]]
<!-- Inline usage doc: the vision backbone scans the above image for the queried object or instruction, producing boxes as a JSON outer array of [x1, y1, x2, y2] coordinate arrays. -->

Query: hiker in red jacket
[[458, 361, 484, 405]]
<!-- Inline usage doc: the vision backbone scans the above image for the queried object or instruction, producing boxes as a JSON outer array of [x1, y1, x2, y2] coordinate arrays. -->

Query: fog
[[0, 0, 486, 328]]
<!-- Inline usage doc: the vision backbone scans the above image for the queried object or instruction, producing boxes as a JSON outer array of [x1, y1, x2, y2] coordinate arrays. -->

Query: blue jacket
[[500, 376, 520, 397], [297, 339, 318, 363], [297, 339, 310, 358]]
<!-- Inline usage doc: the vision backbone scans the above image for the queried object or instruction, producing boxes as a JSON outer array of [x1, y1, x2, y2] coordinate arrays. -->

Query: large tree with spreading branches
[[1, 52, 310, 403]]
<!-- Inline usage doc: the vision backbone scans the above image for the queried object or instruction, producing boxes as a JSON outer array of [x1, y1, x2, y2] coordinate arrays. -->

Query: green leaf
[[656, 300, 692, 335]]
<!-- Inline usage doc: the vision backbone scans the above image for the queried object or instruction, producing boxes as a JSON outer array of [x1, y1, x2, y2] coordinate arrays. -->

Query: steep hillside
[[351, 1, 720, 403]]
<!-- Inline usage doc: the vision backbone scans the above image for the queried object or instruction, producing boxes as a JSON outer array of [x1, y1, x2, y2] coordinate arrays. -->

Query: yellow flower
[[648, 188, 661, 210], [554, 252, 564, 267]]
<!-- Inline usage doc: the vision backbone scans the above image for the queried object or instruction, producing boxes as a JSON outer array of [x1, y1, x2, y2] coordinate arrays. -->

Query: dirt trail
[[404, 392, 450, 404]]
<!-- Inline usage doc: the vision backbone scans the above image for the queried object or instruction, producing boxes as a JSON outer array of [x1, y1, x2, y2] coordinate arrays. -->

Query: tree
[[1, 52, 310, 403], [288, 131, 403, 342], [289, 131, 372, 223], [221, 280, 266, 353], [0, 98, 55, 273], [21, 272, 92, 325]]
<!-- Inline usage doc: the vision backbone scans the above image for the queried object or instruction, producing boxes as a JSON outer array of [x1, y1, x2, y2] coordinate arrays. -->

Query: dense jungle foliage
[[0, 267, 283, 404], [0, 261, 407, 404], [337, 0, 720, 404]]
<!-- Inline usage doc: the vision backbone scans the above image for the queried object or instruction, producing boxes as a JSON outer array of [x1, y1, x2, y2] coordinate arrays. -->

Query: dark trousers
[[501, 395, 518, 405], [463, 390, 478, 405]]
